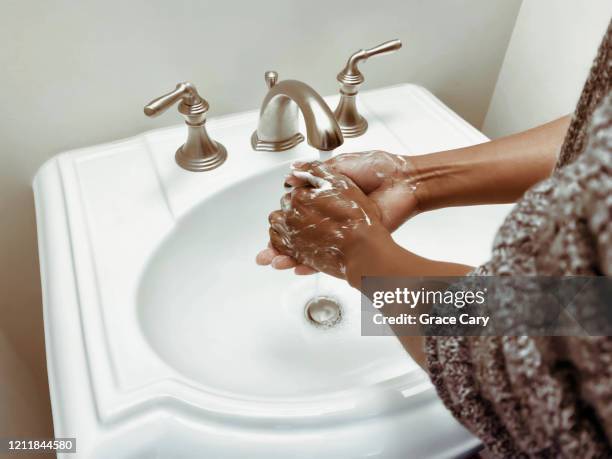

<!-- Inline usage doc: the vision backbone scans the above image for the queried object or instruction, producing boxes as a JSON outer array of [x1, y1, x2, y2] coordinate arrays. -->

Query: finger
[[328, 151, 400, 193], [269, 227, 291, 255], [285, 203, 318, 229], [280, 192, 292, 211], [326, 153, 364, 174], [256, 246, 278, 265], [291, 161, 337, 185], [290, 185, 317, 206], [291, 169, 333, 189], [289, 190, 341, 220], [294, 265, 317, 275], [284, 161, 312, 187], [268, 210, 286, 227], [292, 161, 359, 196], [333, 152, 387, 192], [271, 255, 298, 270], [284, 174, 308, 188]]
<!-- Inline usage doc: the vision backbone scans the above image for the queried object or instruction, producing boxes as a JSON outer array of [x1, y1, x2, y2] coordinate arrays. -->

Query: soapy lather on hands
[[256, 151, 421, 278], [256, 115, 571, 282]]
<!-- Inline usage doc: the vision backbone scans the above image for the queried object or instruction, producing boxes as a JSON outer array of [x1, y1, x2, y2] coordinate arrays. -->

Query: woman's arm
[[343, 227, 473, 368], [344, 229, 473, 286], [257, 116, 570, 273], [411, 115, 571, 212]]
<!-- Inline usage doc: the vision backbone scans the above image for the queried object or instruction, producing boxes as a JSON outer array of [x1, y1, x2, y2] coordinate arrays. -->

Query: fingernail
[[271, 257, 283, 268]]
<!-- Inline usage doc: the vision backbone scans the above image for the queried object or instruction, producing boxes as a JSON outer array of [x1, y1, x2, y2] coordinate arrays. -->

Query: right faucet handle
[[334, 39, 402, 137]]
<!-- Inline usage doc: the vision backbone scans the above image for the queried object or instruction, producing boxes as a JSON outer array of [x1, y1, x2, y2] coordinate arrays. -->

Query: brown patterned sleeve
[[424, 32, 612, 457]]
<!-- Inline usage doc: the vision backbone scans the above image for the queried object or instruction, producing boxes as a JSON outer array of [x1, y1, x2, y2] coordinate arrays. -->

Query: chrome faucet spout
[[251, 73, 344, 152]]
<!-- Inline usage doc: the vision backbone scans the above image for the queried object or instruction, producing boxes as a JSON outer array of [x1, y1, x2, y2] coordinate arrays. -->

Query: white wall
[[0, 0, 522, 436], [482, 0, 612, 137]]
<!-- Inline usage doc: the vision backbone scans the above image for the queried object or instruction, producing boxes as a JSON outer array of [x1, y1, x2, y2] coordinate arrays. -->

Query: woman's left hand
[[261, 161, 391, 279]]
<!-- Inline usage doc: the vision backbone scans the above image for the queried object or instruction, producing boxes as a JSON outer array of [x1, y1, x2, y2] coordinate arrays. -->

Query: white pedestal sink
[[34, 84, 511, 458]]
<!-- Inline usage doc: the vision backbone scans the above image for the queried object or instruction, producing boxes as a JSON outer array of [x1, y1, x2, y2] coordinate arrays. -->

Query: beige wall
[[482, 0, 612, 137], [0, 0, 522, 437]]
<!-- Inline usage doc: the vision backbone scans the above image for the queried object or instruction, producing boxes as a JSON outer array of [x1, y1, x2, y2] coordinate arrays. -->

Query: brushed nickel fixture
[[144, 82, 227, 172], [251, 71, 343, 152], [334, 39, 402, 138]]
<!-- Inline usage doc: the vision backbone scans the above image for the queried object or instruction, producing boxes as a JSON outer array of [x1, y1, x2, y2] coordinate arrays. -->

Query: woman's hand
[[256, 151, 420, 274], [263, 161, 394, 279], [291, 151, 420, 231]]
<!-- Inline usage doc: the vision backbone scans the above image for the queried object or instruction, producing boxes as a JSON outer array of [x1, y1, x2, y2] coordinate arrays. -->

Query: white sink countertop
[[34, 84, 510, 458]]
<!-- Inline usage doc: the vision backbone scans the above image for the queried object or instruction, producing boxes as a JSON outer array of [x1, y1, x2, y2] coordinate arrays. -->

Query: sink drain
[[304, 296, 342, 328]]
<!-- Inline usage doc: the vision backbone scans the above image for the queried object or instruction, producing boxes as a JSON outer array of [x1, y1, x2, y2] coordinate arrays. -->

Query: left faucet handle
[[143, 82, 226, 172], [144, 82, 207, 117]]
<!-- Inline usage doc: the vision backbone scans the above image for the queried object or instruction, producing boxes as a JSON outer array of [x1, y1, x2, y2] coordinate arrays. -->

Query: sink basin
[[34, 84, 511, 458], [138, 162, 416, 399]]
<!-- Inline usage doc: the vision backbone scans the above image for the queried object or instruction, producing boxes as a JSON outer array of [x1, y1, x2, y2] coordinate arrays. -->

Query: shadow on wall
[[0, 331, 53, 456], [0, 184, 53, 441]]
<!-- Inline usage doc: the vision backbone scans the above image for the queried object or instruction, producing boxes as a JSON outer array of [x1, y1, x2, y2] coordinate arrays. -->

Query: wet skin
[[256, 151, 421, 276], [256, 116, 571, 280]]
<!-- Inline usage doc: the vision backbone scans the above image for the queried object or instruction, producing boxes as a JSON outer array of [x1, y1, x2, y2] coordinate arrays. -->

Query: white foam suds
[[291, 170, 333, 192]]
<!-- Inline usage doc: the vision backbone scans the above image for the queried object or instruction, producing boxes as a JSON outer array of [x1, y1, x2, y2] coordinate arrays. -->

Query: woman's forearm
[[345, 233, 472, 369], [345, 230, 473, 288], [409, 115, 571, 212], [353, 117, 569, 367], [346, 110, 569, 368], [347, 113, 569, 366]]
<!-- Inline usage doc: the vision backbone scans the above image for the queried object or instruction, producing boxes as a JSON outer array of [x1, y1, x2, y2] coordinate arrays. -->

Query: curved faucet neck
[[252, 80, 343, 152]]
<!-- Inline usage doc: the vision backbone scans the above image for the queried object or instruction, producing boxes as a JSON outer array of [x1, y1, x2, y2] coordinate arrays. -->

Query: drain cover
[[304, 296, 342, 328]]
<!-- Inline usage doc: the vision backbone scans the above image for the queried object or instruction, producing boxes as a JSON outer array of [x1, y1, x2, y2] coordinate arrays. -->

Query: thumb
[[325, 153, 383, 193], [291, 161, 348, 189]]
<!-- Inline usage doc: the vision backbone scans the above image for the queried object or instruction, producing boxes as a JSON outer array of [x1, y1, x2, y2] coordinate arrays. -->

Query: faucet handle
[[143, 82, 226, 172], [362, 39, 403, 59], [334, 39, 402, 137], [144, 82, 208, 117], [337, 39, 402, 87]]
